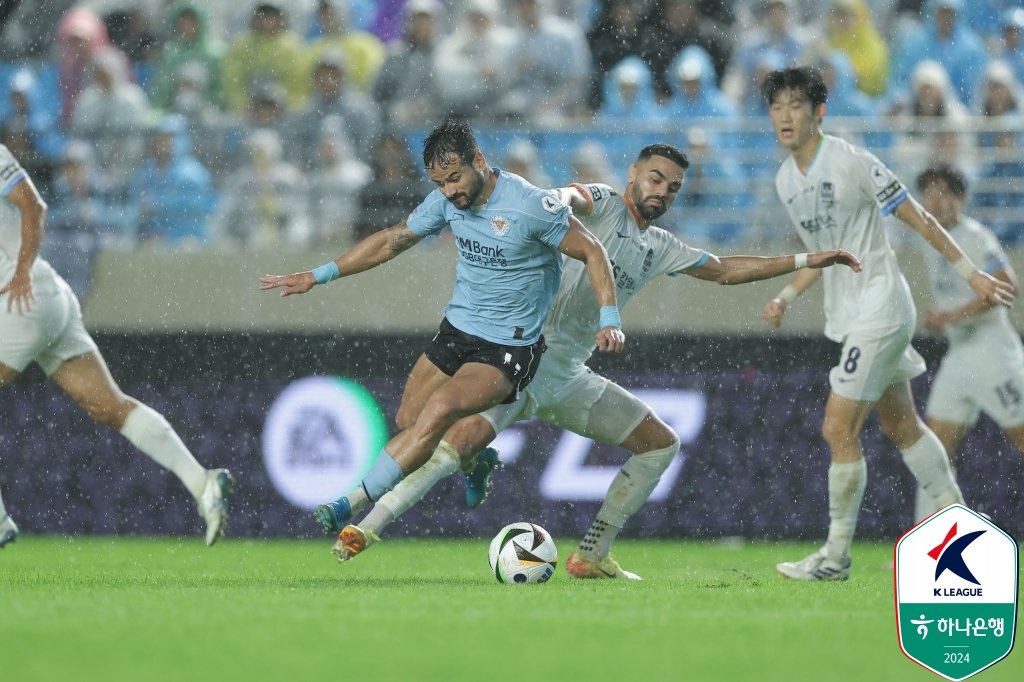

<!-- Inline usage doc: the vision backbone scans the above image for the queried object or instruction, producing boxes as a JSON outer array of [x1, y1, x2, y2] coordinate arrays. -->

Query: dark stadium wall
[[3, 333, 1021, 540]]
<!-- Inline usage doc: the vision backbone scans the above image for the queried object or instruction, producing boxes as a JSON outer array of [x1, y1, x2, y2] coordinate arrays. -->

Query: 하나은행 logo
[[895, 504, 1018, 681]]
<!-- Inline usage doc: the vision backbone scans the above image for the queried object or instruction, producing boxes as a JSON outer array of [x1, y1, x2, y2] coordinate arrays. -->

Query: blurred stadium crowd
[[0, 0, 1022, 286]]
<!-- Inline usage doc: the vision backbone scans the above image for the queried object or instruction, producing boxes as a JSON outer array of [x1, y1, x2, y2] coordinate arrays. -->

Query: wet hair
[[761, 66, 828, 108], [422, 117, 480, 169], [917, 164, 968, 197], [636, 143, 689, 170]]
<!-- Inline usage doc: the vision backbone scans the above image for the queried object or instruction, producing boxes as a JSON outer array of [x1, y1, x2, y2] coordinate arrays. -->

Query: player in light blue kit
[[259, 119, 622, 560], [300, 144, 861, 573]]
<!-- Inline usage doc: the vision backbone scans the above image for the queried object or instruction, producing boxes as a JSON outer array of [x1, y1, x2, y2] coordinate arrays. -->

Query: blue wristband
[[599, 305, 621, 329], [311, 261, 341, 285]]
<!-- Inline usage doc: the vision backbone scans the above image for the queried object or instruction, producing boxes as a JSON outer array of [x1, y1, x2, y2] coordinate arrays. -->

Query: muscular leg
[[575, 413, 679, 563], [358, 416, 499, 537], [364, 362, 513, 498], [394, 354, 453, 431], [876, 381, 962, 510], [50, 352, 208, 499], [818, 391, 874, 563], [913, 418, 970, 520]]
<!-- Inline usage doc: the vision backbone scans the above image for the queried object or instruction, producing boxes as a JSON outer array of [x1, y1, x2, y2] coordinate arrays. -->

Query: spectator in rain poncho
[[128, 114, 217, 246], [665, 46, 739, 153], [726, 0, 809, 113], [976, 59, 1022, 147], [305, 115, 372, 245], [70, 47, 151, 196], [2, 69, 65, 164], [373, 0, 445, 125], [825, 0, 889, 98], [213, 128, 310, 248], [673, 127, 753, 245], [585, 0, 645, 111], [889, 0, 988, 107], [501, 0, 592, 122], [288, 51, 381, 168], [221, 2, 308, 113], [994, 9, 1024, 86], [597, 57, 665, 124], [151, 0, 225, 112], [306, 0, 386, 94], [596, 57, 667, 173], [433, 0, 516, 120], [354, 133, 427, 240], [639, 0, 731, 101], [44, 140, 127, 298], [665, 46, 737, 120], [890, 60, 973, 183], [55, 6, 125, 128]]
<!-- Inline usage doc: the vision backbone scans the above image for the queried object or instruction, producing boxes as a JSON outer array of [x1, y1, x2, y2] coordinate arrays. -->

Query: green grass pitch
[[1, 537, 1019, 682]]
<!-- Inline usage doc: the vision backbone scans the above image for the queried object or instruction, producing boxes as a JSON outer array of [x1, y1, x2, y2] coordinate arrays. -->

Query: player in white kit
[[0, 144, 232, 549], [323, 143, 860, 577], [915, 165, 1024, 519], [759, 67, 1013, 580]]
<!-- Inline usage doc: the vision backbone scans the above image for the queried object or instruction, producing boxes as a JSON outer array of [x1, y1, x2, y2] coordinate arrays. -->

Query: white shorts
[[829, 325, 926, 402], [0, 277, 97, 375], [478, 355, 651, 446], [926, 337, 1024, 429]]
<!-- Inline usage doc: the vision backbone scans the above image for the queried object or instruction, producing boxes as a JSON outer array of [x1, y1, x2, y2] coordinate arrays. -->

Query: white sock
[[360, 441, 461, 536], [579, 442, 679, 561], [901, 430, 963, 508], [824, 459, 867, 564], [120, 403, 208, 499], [345, 487, 370, 515]]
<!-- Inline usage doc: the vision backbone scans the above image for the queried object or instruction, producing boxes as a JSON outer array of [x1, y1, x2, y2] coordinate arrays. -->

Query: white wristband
[[776, 284, 799, 304], [794, 253, 809, 269], [952, 257, 976, 280]]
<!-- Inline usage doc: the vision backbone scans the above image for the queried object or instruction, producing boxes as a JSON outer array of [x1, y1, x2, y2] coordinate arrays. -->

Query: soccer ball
[[487, 522, 558, 584]]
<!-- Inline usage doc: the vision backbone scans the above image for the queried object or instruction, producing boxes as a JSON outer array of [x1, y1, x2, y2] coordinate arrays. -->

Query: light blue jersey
[[407, 170, 571, 346]]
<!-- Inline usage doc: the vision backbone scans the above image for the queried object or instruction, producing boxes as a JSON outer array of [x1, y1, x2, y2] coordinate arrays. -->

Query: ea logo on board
[[261, 376, 389, 510], [895, 504, 1018, 681]]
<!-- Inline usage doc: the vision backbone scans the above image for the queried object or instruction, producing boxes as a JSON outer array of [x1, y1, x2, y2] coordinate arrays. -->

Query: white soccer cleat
[[776, 549, 851, 581], [565, 550, 642, 580], [0, 514, 18, 549], [198, 469, 234, 546]]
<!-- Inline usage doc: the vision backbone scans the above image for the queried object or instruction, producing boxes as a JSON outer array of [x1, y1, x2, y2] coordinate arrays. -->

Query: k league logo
[[895, 504, 1019, 681]]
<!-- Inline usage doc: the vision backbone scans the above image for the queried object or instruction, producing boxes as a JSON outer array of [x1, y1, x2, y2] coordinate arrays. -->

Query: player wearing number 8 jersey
[[760, 67, 1014, 581]]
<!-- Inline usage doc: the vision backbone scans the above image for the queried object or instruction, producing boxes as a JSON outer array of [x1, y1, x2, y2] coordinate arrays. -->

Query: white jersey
[[0, 144, 60, 294], [927, 216, 1021, 349], [775, 134, 915, 341], [543, 183, 708, 367]]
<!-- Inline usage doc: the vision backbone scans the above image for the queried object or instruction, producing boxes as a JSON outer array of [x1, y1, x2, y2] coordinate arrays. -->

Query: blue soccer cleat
[[463, 447, 501, 508], [314, 497, 352, 535]]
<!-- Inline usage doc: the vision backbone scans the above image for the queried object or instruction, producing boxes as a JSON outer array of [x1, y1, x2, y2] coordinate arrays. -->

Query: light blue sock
[[361, 450, 405, 501]]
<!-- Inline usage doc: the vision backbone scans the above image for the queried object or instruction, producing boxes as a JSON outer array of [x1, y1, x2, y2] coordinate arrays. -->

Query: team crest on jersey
[[489, 215, 510, 236], [820, 181, 835, 208]]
